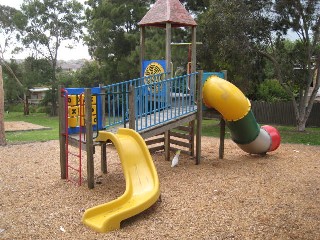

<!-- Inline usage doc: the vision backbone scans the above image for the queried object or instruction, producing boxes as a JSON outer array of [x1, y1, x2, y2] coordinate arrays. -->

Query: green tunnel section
[[226, 110, 260, 145]]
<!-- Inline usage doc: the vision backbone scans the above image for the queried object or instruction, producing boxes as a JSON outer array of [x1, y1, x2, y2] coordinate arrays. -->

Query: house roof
[[138, 0, 197, 28], [29, 87, 50, 93]]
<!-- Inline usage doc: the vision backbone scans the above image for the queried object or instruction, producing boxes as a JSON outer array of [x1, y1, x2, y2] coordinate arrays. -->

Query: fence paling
[[251, 101, 320, 127]]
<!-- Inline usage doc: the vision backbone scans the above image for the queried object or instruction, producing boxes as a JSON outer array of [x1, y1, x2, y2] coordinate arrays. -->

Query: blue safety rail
[[134, 72, 198, 132], [103, 72, 171, 129]]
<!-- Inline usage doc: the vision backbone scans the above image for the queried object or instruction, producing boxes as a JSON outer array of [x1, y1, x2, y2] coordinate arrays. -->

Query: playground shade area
[[0, 138, 319, 239]]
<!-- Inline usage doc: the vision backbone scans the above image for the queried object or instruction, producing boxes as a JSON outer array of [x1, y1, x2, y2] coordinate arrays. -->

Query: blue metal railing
[[103, 72, 171, 129], [103, 72, 198, 132], [134, 72, 198, 131]]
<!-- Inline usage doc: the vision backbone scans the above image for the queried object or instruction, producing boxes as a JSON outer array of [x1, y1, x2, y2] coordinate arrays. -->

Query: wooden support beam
[[101, 142, 107, 174], [164, 130, 170, 161], [58, 85, 67, 179], [190, 120, 195, 156], [219, 70, 228, 159], [140, 27, 145, 77], [149, 145, 165, 153], [196, 71, 203, 164], [85, 88, 94, 189], [99, 84, 106, 127]]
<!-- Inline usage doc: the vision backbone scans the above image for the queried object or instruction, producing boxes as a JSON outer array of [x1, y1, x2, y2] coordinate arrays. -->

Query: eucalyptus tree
[[263, 0, 320, 131], [19, 0, 84, 116]]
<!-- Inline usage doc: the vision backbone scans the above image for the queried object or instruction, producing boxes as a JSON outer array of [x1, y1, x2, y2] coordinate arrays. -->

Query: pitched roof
[[138, 0, 197, 28]]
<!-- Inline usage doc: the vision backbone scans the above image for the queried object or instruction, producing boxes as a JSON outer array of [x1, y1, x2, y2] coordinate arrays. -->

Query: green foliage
[[196, 0, 271, 93], [19, 0, 84, 116], [2, 60, 24, 103], [0, 4, 26, 56], [56, 70, 76, 88], [22, 57, 53, 88], [84, 0, 152, 82], [256, 79, 292, 102]]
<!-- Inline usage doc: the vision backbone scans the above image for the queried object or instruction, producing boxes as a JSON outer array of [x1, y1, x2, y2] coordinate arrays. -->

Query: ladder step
[[68, 151, 80, 158], [67, 178, 81, 186], [68, 164, 81, 172]]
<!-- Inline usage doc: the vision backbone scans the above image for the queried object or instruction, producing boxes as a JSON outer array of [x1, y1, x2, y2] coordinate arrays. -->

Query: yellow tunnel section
[[202, 75, 281, 154], [203, 76, 250, 121]]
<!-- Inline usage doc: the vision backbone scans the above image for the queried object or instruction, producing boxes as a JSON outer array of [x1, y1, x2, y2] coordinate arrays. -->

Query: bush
[[257, 79, 291, 102], [6, 103, 24, 112]]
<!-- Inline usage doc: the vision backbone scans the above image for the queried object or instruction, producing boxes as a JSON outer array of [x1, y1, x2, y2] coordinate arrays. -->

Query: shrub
[[257, 79, 291, 102]]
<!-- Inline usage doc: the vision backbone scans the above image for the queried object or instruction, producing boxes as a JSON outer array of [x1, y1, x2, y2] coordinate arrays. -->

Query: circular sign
[[144, 62, 165, 93]]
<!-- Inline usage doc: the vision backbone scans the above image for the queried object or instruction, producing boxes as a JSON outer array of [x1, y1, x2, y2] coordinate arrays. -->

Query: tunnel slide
[[202, 75, 281, 154]]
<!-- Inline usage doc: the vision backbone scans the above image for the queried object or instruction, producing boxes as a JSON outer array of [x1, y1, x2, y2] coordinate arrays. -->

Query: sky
[[1, 0, 91, 60]]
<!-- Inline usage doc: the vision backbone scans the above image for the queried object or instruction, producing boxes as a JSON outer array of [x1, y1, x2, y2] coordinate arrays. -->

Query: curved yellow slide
[[82, 128, 160, 233]]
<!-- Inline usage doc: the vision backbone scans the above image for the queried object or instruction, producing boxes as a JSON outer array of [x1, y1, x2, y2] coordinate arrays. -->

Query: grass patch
[[3, 113, 320, 146], [4, 112, 59, 143]]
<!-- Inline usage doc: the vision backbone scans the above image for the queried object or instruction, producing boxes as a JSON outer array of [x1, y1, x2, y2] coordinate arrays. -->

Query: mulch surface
[[0, 135, 319, 239]]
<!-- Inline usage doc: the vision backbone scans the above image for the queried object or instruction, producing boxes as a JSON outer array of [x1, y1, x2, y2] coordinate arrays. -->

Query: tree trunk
[[24, 93, 30, 115], [296, 118, 307, 132], [0, 66, 7, 146], [50, 87, 58, 116]]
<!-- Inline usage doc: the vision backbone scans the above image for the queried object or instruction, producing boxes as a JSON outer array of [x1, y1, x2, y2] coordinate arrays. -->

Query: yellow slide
[[82, 128, 160, 233]]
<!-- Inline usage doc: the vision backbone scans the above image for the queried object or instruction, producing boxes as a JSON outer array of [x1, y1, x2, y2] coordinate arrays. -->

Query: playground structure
[[58, 0, 280, 233]]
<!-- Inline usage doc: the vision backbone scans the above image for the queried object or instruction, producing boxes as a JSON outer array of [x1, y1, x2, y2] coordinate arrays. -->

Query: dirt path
[[4, 121, 50, 132]]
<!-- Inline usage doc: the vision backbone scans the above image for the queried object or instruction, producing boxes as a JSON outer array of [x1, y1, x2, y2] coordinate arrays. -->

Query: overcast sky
[[1, 0, 90, 60]]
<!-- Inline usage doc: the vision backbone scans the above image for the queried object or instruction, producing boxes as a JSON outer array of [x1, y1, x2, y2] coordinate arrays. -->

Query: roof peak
[[138, 0, 197, 28]]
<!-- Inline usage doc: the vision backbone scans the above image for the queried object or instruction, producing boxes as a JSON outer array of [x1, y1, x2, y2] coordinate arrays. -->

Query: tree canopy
[[18, 0, 84, 115]]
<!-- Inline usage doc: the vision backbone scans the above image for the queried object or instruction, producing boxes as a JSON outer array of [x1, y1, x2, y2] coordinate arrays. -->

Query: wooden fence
[[204, 101, 320, 127], [251, 101, 320, 127]]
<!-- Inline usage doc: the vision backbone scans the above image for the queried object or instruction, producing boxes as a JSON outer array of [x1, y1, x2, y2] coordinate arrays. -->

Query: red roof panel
[[138, 0, 197, 28]]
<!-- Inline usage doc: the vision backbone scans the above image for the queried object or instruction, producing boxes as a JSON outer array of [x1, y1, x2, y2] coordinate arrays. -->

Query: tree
[[3, 60, 24, 103], [0, 66, 6, 146], [196, 0, 271, 95], [19, 0, 84, 116], [0, 5, 29, 114], [196, 0, 319, 131], [84, 0, 153, 82], [259, 0, 320, 131]]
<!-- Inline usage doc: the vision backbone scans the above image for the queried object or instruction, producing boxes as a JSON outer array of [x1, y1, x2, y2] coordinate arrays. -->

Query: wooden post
[[0, 66, 6, 146], [191, 27, 197, 74], [164, 22, 172, 159], [164, 130, 170, 161], [196, 70, 203, 164], [190, 120, 195, 156], [165, 23, 172, 76], [219, 119, 225, 159], [129, 85, 135, 130], [140, 26, 145, 77], [99, 84, 106, 127], [219, 70, 228, 159], [101, 142, 107, 174], [58, 85, 66, 179], [99, 84, 107, 173], [85, 88, 94, 189]]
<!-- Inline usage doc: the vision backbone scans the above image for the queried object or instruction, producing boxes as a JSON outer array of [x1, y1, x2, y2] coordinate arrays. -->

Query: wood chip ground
[[0, 129, 319, 239]]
